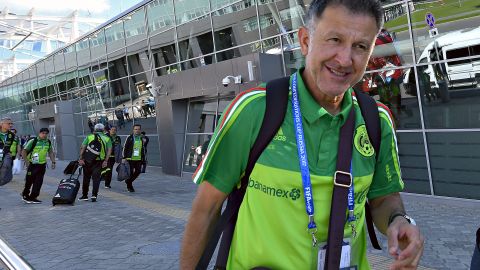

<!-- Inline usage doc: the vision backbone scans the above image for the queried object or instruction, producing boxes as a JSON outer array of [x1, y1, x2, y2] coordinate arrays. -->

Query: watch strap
[[388, 212, 408, 226]]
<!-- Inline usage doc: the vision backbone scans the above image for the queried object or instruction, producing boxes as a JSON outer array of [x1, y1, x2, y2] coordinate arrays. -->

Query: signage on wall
[[425, 12, 438, 38]]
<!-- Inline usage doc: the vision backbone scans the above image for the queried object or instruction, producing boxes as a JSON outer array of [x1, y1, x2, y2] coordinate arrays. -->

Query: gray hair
[[0, 117, 12, 124], [305, 0, 384, 33], [94, 123, 105, 131]]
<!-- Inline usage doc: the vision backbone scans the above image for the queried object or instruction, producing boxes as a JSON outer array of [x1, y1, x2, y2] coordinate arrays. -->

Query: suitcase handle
[[69, 166, 83, 181]]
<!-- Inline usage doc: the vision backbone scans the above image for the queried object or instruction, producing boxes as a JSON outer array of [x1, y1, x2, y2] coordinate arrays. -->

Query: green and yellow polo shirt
[[193, 70, 404, 269], [24, 139, 51, 164], [127, 135, 143, 161], [82, 133, 112, 160]]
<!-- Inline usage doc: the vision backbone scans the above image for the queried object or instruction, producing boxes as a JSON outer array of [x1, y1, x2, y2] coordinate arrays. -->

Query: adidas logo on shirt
[[273, 128, 286, 142]]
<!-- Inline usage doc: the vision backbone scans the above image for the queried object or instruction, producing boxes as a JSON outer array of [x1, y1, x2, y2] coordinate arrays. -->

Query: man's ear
[[298, 26, 310, 56]]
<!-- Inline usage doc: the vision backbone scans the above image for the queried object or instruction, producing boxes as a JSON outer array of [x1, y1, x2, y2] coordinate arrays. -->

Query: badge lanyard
[[291, 73, 356, 247]]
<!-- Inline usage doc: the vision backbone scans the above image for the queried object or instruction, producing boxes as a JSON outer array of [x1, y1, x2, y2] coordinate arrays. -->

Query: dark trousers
[[22, 164, 46, 199], [103, 158, 116, 186], [126, 160, 142, 189], [82, 160, 102, 197]]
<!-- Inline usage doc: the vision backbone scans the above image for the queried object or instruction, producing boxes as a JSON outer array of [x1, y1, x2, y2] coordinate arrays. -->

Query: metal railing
[[0, 237, 33, 270]]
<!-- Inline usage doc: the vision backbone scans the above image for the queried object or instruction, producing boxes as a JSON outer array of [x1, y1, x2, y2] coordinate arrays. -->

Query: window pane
[[397, 132, 430, 194], [175, 0, 210, 25], [105, 20, 126, 53], [146, 0, 174, 35], [354, 67, 422, 129], [213, 0, 259, 51], [257, 0, 306, 39], [187, 99, 217, 133], [183, 134, 212, 173], [124, 8, 147, 46], [418, 59, 480, 129], [428, 132, 480, 199]]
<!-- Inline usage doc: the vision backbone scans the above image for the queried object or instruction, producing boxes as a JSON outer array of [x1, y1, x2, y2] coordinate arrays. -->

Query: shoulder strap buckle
[[333, 171, 352, 188]]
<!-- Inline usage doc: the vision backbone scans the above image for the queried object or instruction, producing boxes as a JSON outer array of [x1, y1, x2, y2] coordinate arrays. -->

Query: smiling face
[[299, 5, 378, 103]]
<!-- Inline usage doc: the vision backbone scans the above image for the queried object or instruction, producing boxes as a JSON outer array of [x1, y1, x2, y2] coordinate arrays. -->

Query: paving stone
[[1, 160, 479, 269]]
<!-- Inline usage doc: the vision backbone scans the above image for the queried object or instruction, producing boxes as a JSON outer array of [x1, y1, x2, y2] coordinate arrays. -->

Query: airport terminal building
[[0, 0, 479, 199]]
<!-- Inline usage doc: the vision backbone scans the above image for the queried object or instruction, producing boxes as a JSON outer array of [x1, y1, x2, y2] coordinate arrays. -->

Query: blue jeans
[[472, 241, 480, 270]]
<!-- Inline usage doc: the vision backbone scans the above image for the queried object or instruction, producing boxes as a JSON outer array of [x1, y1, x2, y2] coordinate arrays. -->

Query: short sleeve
[[24, 140, 33, 152], [193, 89, 266, 194], [367, 104, 404, 200], [82, 136, 89, 146]]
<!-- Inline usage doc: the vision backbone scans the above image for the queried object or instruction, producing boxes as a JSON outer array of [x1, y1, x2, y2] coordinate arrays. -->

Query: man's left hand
[[51, 163, 56, 170], [102, 160, 108, 168], [387, 217, 424, 270]]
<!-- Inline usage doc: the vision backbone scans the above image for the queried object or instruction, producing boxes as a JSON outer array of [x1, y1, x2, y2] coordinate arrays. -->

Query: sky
[[2, 0, 143, 23]]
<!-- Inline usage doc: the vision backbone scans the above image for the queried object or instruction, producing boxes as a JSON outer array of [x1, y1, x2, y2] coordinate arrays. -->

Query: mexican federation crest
[[354, 125, 374, 157]]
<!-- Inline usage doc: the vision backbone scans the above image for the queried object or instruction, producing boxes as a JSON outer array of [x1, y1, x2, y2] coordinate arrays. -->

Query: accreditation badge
[[316, 239, 357, 270], [133, 148, 140, 157]]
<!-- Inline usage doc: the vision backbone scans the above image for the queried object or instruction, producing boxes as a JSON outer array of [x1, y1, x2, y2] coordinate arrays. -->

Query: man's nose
[[335, 46, 353, 67]]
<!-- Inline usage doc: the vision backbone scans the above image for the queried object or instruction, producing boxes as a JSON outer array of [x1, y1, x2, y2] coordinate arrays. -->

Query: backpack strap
[[196, 77, 290, 270], [354, 89, 382, 250], [26, 137, 38, 156]]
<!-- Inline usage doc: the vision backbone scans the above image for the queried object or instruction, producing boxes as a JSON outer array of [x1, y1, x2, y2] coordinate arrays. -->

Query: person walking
[[122, 124, 145, 192], [123, 104, 131, 121], [140, 131, 149, 173], [103, 126, 121, 189], [21, 128, 55, 204], [78, 123, 112, 202], [180, 1, 424, 269], [0, 117, 19, 186]]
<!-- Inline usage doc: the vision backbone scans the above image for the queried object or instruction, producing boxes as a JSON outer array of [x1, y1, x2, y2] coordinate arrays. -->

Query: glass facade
[[1, 0, 480, 199]]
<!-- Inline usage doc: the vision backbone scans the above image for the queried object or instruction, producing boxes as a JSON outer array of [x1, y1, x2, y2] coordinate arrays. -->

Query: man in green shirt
[[181, 1, 424, 269], [21, 128, 55, 204], [0, 117, 20, 186], [103, 126, 121, 189], [78, 123, 112, 202], [122, 124, 145, 192]]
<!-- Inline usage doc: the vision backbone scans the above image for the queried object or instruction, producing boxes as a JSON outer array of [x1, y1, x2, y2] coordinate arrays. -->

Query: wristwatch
[[389, 213, 416, 226]]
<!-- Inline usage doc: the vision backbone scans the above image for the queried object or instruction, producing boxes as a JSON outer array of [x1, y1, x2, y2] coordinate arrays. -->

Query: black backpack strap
[[26, 137, 38, 156], [196, 77, 290, 270], [353, 89, 382, 250]]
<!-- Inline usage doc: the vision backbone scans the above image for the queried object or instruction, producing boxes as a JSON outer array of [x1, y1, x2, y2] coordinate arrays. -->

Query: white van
[[404, 26, 480, 91]]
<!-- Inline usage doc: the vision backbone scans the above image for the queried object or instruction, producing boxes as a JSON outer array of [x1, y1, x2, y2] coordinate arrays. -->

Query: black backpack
[[84, 134, 105, 163], [197, 77, 382, 269]]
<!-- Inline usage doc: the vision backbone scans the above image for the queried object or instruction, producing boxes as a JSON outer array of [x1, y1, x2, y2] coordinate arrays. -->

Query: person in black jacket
[[122, 124, 145, 192], [140, 131, 149, 173]]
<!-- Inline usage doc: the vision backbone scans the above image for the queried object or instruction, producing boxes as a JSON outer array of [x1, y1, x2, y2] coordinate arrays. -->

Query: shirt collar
[[293, 68, 353, 125]]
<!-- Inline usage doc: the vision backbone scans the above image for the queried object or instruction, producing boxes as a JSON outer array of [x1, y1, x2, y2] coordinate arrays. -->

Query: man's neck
[[0, 129, 8, 134], [301, 70, 344, 116]]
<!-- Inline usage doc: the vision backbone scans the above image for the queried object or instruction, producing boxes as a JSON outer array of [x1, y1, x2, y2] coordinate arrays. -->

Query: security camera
[[222, 77, 230, 87], [222, 75, 242, 87]]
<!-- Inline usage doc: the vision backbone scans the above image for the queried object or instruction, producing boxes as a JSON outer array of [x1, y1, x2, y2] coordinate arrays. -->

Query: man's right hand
[[78, 159, 85, 166], [122, 159, 127, 163], [24, 161, 30, 168]]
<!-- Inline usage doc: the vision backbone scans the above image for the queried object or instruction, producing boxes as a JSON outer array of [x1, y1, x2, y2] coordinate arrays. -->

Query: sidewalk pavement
[[0, 160, 479, 269]]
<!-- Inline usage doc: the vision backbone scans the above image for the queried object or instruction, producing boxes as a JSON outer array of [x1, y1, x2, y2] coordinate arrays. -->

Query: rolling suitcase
[[52, 167, 82, 206]]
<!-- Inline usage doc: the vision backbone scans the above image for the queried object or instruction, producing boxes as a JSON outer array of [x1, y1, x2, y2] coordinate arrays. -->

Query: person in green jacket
[[21, 128, 55, 204], [0, 117, 20, 186]]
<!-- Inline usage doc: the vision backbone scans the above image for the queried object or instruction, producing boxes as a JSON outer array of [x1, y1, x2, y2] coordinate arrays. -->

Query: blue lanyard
[[291, 74, 355, 246], [347, 162, 355, 222], [291, 73, 317, 245]]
